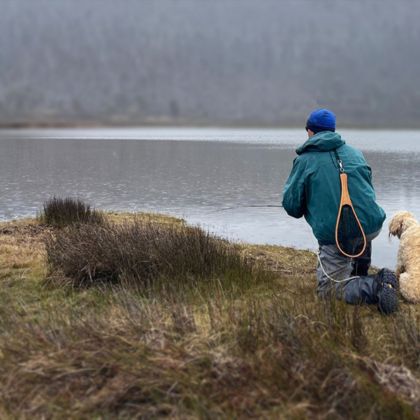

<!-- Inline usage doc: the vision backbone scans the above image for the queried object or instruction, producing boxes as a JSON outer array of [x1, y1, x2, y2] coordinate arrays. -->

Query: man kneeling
[[282, 109, 398, 314]]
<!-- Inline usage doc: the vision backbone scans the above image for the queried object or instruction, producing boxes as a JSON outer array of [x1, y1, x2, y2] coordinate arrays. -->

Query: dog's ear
[[389, 216, 404, 238], [389, 211, 415, 239]]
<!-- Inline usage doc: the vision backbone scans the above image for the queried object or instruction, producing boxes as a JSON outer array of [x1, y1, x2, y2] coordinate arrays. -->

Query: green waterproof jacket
[[282, 131, 386, 245]]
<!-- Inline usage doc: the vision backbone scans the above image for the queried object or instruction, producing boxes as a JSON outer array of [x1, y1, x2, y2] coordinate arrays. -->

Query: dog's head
[[389, 211, 417, 239]]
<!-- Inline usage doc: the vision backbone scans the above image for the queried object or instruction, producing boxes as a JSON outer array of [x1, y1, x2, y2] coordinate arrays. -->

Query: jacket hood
[[296, 131, 345, 155]]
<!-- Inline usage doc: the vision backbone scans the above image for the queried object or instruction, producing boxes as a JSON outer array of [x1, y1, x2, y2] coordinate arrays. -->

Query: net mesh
[[336, 204, 365, 256]]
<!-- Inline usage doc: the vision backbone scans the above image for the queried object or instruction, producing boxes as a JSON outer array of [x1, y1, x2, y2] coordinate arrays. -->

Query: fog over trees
[[1, 0, 420, 127]]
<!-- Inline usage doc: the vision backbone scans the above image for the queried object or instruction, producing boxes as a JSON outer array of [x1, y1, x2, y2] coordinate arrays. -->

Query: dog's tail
[[399, 272, 420, 303]]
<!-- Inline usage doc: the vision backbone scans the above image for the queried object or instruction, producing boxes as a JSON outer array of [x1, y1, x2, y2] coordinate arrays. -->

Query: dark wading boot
[[375, 268, 399, 315]]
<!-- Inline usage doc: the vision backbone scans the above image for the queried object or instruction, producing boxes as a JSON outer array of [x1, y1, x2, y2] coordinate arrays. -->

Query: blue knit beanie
[[306, 109, 336, 133]]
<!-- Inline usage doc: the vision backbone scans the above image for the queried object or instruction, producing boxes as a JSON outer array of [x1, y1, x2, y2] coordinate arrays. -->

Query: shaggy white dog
[[389, 211, 420, 303]]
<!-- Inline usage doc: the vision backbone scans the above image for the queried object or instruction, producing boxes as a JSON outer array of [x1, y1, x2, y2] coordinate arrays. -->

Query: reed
[[39, 197, 104, 227], [45, 219, 266, 292]]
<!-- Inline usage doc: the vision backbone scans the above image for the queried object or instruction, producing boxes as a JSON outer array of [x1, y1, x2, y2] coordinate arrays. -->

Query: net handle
[[333, 153, 368, 259]]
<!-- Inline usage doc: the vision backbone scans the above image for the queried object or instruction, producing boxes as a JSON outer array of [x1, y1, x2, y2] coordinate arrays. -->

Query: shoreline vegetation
[[0, 199, 418, 418]]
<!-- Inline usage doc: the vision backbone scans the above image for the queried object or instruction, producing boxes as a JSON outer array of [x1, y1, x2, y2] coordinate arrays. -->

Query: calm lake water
[[0, 127, 419, 268]]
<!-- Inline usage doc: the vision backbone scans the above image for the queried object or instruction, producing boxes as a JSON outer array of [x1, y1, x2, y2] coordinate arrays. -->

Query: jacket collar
[[296, 131, 345, 155]]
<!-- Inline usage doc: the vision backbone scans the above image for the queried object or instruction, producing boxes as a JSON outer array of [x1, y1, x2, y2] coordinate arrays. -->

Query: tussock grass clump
[[39, 197, 104, 227], [45, 220, 260, 289]]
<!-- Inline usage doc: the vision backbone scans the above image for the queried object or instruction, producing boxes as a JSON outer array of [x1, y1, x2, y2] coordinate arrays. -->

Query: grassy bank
[[0, 211, 418, 418]]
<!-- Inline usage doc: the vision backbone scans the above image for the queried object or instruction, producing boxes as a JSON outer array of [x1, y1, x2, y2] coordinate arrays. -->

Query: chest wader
[[333, 150, 367, 258]]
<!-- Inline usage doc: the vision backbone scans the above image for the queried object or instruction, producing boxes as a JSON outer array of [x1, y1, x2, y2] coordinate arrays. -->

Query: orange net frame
[[334, 157, 367, 258]]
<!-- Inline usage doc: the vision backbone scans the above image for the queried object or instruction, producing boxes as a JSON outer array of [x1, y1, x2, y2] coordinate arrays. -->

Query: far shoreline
[[1, 121, 420, 131]]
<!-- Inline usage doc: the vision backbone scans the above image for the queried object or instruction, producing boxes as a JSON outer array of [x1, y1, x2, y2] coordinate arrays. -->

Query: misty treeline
[[1, 0, 420, 127]]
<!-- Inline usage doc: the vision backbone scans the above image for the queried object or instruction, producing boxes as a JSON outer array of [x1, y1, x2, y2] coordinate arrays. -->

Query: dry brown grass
[[44, 218, 258, 291], [0, 213, 418, 419], [0, 218, 48, 282]]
